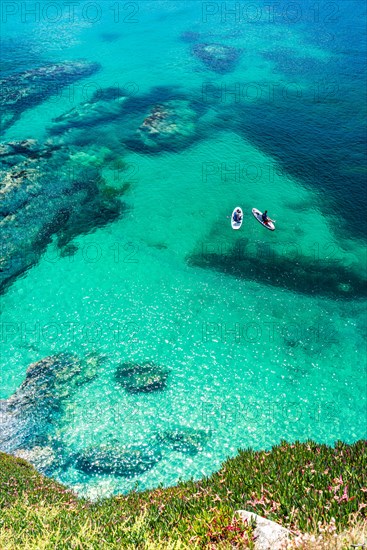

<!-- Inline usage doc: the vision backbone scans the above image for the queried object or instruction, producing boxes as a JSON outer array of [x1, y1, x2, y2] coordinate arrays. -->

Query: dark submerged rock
[[180, 31, 201, 43], [157, 427, 211, 455], [100, 32, 121, 43], [115, 362, 169, 394], [134, 100, 198, 151], [187, 238, 367, 300], [101, 183, 130, 199], [48, 84, 205, 154], [75, 444, 161, 477], [149, 242, 168, 250], [59, 243, 79, 257], [0, 353, 98, 454], [0, 163, 42, 216], [0, 141, 124, 294], [192, 43, 241, 73], [0, 60, 100, 131], [14, 446, 58, 475], [50, 88, 127, 135], [0, 139, 40, 158]]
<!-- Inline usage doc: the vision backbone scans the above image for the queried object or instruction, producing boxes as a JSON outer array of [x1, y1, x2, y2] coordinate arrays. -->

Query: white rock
[[235, 510, 292, 550], [14, 446, 56, 471]]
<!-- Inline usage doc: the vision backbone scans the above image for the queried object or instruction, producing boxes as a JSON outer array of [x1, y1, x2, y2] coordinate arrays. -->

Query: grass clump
[[0, 439, 366, 549]]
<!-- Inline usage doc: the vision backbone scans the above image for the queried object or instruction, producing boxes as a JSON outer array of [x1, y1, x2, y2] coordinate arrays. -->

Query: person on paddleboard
[[233, 209, 242, 222], [262, 210, 274, 225]]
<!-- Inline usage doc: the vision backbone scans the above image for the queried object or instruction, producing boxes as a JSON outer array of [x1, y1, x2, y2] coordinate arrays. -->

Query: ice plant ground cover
[[0, 440, 366, 548]]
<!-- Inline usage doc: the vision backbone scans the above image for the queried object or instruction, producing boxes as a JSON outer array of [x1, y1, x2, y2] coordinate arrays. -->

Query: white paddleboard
[[231, 207, 243, 230], [252, 208, 275, 231]]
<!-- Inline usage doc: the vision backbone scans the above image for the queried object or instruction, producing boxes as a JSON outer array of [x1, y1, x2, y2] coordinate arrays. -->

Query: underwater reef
[[0, 353, 98, 457], [0, 350, 212, 482], [157, 427, 212, 456], [135, 100, 198, 151], [75, 444, 161, 478], [0, 139, 124, 293], [188, 237, 367, 300], [49, 84, 204, 154], [115, 362, 170, 394], [74, 427, 212, 477], [192, 43, 242, 73], [0, 60, 100, 131], [49, 86, 129, 135]]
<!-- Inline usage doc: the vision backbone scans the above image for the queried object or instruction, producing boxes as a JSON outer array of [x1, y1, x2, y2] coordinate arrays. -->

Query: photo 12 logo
[[2, 2, 140, 24], [201, 399, 339, 429], [202, 160, 287, 183], [201, 321, 338, 345], [2, 239, 140, 268], [201, 80, 340, 105], [0, 320, 141, 345], [201, 2, 340, 24]]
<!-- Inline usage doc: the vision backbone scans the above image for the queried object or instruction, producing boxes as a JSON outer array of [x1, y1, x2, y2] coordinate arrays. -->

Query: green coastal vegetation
[[1, 439, 366, 549]]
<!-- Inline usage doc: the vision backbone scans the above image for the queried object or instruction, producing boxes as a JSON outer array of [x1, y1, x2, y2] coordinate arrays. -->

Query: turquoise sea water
[[1, 0, 366, 498]]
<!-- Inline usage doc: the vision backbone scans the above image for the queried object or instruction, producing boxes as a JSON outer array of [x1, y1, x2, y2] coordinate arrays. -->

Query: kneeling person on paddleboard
[[262, 210, 274, 225], [233, 209, 242, 222]]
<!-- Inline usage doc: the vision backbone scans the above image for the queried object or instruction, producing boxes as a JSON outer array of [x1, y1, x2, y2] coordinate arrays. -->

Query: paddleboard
[[231, 207, 243, 230], [252, 208, 275, 231]]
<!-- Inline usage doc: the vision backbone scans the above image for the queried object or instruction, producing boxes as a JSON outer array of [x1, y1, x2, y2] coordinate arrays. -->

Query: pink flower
[[336, 485, 349, 503]]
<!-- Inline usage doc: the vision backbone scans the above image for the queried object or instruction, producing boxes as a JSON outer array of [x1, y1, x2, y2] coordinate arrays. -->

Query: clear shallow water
[[1, 0, 366, 499]]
